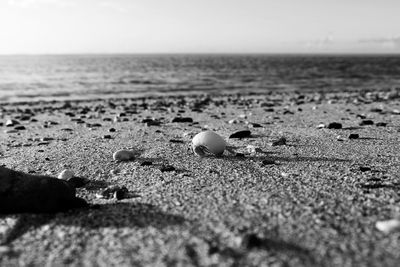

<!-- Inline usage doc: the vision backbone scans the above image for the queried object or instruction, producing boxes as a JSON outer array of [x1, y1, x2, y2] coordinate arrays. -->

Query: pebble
[[376, 122, 387, 127], [247, 145, 262, 154], [349, 133, 359, 139], [316, 124, 325, 129], [159, 165, 175, 172], [140, 161, 153, 166], [262, 159, 276, 165], [97, 186, 129, 200], [113, 149, 136, 161], [58, 169, 75, 180], [272, 137, 287, 146], [5, 119, 19, 127], [327, 122, 342, 129], [375, 219, 400, 234], [14, 125, 26, 130], [108, 128, 116, 132], [103, 135, 112, 139], [229, 130, 251, 139], [360, 120, 374, 126], [171, 117, 193, 123], [359, 166, 371, 172]]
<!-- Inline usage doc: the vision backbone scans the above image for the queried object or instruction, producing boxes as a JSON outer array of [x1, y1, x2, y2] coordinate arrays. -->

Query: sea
[[1, 54, 400, 102]]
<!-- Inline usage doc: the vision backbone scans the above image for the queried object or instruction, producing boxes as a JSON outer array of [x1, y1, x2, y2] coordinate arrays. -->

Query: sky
[[0, 0, 399, 54]]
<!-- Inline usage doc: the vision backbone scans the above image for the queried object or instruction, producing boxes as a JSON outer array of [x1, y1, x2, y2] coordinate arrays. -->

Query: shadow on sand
[[1, 202, 185, 245]]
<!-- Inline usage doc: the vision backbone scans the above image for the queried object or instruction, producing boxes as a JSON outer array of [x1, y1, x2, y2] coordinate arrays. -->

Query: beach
[[1, 89, 400, 266]]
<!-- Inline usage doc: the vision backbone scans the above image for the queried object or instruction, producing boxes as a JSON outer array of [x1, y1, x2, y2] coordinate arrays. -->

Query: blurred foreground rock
[[0, 166, 87, 214]]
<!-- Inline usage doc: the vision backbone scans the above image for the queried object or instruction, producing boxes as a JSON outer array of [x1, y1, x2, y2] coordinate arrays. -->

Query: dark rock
[[327, 122, 342, 129], [103, 135, 112, 139], [250, 123, 263, 128], [235, 153, 245, 158], [242, 234, 263, 249], [5, 119, 19, 127], [171, 117, 193, 123], [0, 166, 87, 214], [113, 189, 127, 200], [67, 177, 88, 188], [169, 139, 184, 143], [359, 120, 374, 126], [272, 137, 286, 146], [359, 166, 371, 172], [229, 130, 251, 139], [376, 122, 387, 127], [108, 128, 116, 132], [159, 165, 176, 172], [14, 125, 26, 130], [140, 161, 153, 166], [348, 134, 359, 139], [99, 186, 128, 199], [262, 159, 276, 165]]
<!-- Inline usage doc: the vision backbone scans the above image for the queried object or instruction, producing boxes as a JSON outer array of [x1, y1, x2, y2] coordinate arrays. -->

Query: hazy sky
[[0, 0, 399, 54]]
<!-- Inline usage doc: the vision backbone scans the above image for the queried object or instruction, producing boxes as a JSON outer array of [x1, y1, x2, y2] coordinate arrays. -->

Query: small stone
[[58, 169, 74, 180], [228, 119, 239, 124], [327, 122, 342, 129], [113, 189, 127, 200], [376, 122, 387, 127], [113, 149, 136, 161], [262, 159, 276, 165], [140, 161, 152, 166], [247, 145, 262, 154], [235, 153, 245, 157], [4, 129, 18, 134], [14, 125, 26, 130], [103, 135, 112, 139], [316, 124, 325, 129], [5, 119, 19, 127], [359, 120, 374, 126], [229, 130, 251, 139], [375, 219, 400, 234], [272, 137, 286, 146], [99, 186, 128, 199], [171, 117, 193, 123], [108, 128, 116, 132], [349, 133, 359, 139], [337, 135, 345, 141], [359, 166, 371, 172], [159, 165, 175, 172]]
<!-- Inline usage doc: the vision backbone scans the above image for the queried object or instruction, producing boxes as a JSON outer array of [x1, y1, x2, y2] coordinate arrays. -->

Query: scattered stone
[[235, 153, 245, 157], [4, 129, 18, 134], [108, 128, 116, 132], [114, 188, 128, 200], [228, 119, 239, 124], [327, 122, 342, 129], [229, 130, 251, 139], [375, 219, 400, 234], [113, 149, 137, 161], [97, 186, 129, 200], [247, 145, 262, 154], [337, 135, 345, 141], [316, 124, 325, 129], [272, 137, 287, 146], [58, 169, 75, 180], [159, 165, 175, 172], [359, 166, 371, 172], [376, 122, 387, 127], [262, 159, 276, 165], [14, 125, 26, 130], [171, 117, 193, 123], [5, 119, 19, 127], [391, 109, 400, 115], [103, 135, 112, 139], [169, 139, 184, 143], [360, 120, 374, 126], [140, 161, 153, 166], [0, 166, 87, 213], [349, 133, 359, 139]]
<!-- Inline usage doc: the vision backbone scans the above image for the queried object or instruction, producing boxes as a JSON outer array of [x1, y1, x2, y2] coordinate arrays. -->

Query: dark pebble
[[271, 137, 286, 146], [103, 135, 112, 139], [229, 130, 251, 139], [159, 165, 176, 172], [5, 119, 19, 127], [359, 120, 374, 126], [262, 159, 276, 165], [235, 153, 245, 157], [250, 123, 263, 128], [108, 128, 116, 132], [113, 189, 127, 200], [327, 122, 342, 129], [140, 161, 153, 166], [376, 122, 387, 127], [171, 117, 193, 123], [14, 125, 26, 130], [100, 186, 128, 199], [169, 139, 184, 143], [359, 166, 371, 172], [348, 134, 359, 139], [242, 234, 264, 249]]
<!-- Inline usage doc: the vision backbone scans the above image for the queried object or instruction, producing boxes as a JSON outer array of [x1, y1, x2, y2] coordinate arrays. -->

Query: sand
[[1, 89, 400, 266]]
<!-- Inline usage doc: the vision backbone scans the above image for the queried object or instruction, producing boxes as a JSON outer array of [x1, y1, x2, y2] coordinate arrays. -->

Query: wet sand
[[1, 89, 400, 266]]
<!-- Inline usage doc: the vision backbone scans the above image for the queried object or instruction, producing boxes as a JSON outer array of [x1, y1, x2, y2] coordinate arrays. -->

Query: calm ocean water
[[0, 54, 400, 102]]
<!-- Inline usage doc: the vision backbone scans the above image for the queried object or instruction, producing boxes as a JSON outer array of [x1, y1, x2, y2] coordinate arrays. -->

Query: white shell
[[192, 131, 226, 157], [113, 149, 136, 161], [58, 169, 74, 180]]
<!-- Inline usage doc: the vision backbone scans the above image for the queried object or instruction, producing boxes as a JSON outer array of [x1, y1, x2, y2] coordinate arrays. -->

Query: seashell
[[192, 131, 226, 157], [58, 169, 74, 180], [113, 149, 137, 161]]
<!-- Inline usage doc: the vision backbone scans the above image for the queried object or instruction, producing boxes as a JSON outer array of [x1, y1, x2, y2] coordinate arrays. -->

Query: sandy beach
[[1, 89, 400, 266]]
